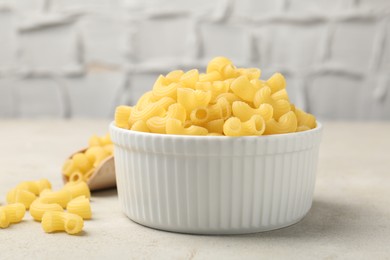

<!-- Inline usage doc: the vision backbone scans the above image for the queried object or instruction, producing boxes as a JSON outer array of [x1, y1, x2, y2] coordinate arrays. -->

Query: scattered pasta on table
[[1, 178, 92, 235]]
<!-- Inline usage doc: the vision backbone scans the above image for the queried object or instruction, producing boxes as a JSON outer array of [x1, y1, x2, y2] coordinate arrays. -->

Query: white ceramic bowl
[[110, 122, 323, 234]]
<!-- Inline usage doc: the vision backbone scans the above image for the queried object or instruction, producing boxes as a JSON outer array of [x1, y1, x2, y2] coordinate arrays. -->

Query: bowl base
[[124, 210, 309, 235]]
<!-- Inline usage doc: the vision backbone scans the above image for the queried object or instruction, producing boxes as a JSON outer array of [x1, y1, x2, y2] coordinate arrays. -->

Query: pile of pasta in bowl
[[115, 57, 316, 136]]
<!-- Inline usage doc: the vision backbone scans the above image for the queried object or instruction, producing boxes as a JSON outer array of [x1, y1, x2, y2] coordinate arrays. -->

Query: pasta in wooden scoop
[[62, 133, 116, 191], [62, 148, 115, 191]]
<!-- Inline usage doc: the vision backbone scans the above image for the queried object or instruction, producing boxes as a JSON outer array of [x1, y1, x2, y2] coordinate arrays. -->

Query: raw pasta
[[166, 118, 208, 136], [295, 107, 317, 129], [30, 199, 63, 221], [0, 208, 10, 228], [253, 86, 291, 120], [6, 188, 36, 209], [39, 189, 72, 208], [62, 159, 78, 178], [114, 105, 132, 129], [85, 146, 109, 167], [63, 181, 91, 199], [177, 88, 212, 116], [63, 133, 113, 182], [66, 196, 92, 219], [69, 171, 83, 183], [41, 211, 83, 235], [205, 119, 224, 134], [131, 120, 150, 133], [237, 68, 261, 80], [266, 72, 286, 93], [129, 100, 168, 125], [114, 56, 317, 136], [230, 76, 261, 102], [146, 103, 187, 134], [180, 69, 199, 89], [166, 70, 184, 82], [0, 203, 25, 228], [72, 153, 92, 173], [199, 71, 222, 82], [264, 111, 298, 135], [16, 179, 51, 195], [223, 115, 266, 136], [232, 101, 273, 122], [153, 76, 180, 99], [213, 92, 242, 105]]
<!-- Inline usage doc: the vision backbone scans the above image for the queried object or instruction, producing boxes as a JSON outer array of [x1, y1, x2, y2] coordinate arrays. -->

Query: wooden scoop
[[62, 148, 116, 191]]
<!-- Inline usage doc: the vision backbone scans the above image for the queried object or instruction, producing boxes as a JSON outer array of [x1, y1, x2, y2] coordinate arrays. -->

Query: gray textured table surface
[[0, 120, 389, 259]]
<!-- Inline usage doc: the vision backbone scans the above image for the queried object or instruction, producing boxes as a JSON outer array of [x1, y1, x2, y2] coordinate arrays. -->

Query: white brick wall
[[0, 0, 389, 119]]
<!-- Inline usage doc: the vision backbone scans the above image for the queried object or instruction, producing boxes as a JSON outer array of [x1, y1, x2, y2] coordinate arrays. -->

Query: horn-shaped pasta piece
[[206, 56, 233, 74], [166, 70, 184, 82], [177, 88, 212, 116], [63, 159, 78, 178], [129, 97, 173, 125], [167, 103, 187, 122], [223, 115, 266, 136], [72, 153, 92, 173], [180, 69, 199, 89], [16, 179, 52, 195], [6, 188, 36, 209], [146, 116, 166, 134], [250, 79, 267, 89], [230, 76, 261, 102], [237, 68, 261, 80], [222, 64, 239, 79], [190, 104, 221, 126], [85, 146, 109, 168], [146, 103, 187, 134], [135, 91, 156, 110], [131, 120, 151, 133], [0, 203, 26, 228], [30, 199, 63, 221], [266, 72, 286, 93], [271, 88, 290, 101], [0, 207, 10, 228], [153, 75, 181, 99], [199, 71, 222, 82], [196, 80, 229, 102], [295, 108, 317, 129], [41, 211, 83, 235], [67, 196, 92, 220], [40, 189, 72, 208], [253, 86, 291, 120], [166, 118, 208, 136], [190, 107, 210, 126], [205, 119, 224, 134], [232, 101, 273, 122], [264, 111, 298, 135], [214, 92, 242, 105], [215, 97, 231, 120], [114, 105, 132, 129], [63, 181, 91, 199]]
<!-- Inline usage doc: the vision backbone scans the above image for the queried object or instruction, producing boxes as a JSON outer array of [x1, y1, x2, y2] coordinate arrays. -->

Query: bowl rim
[[109, 121, 322, 140]]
